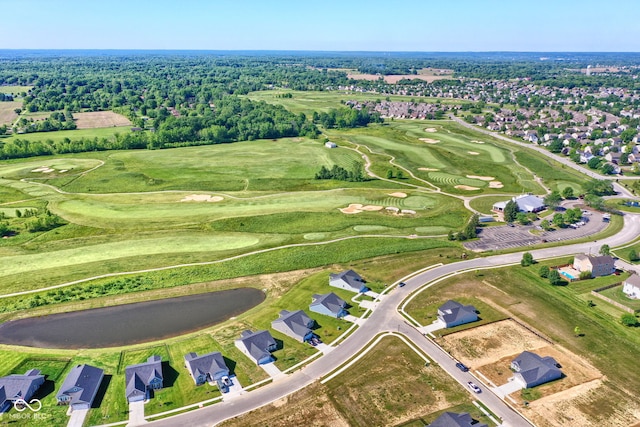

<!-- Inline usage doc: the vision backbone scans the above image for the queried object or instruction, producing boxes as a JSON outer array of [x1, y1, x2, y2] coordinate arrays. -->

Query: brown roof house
[[572, 254, 615, 278]]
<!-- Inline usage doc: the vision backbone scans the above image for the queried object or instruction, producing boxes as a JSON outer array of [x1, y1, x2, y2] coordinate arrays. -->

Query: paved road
[[145, 211, 640, 427]]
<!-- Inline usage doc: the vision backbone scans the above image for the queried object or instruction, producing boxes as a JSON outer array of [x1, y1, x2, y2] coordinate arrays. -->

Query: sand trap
[[31, 166, 54, 173], [401, 209, 416, 214], [340, 204, 383, 214], [419, 138, 439, 144], [489, 181, 504, 188], [467, 175, 495, 181], [418, 167, 439, 171], [386, 207, 400, 212], [180, 194, 224, 202], [467, 151, 480, 155], [455, 185, 480, 191], [424, 128, 437, 133], [388, 192, 408, 198], [59, 169, 68, 173], [471, 140, 485, 144]]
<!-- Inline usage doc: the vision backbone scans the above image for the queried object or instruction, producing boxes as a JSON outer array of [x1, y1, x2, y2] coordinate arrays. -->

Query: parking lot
[[465, 206, 608, 252]]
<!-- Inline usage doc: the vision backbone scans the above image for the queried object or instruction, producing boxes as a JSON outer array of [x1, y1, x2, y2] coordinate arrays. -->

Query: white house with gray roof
[[329, 270, 368, 293], [125, 355, 163, 403], [493, 194, 546, 214], [309, 293, 348, 318], [235, 330, 277, 365], [184, 352, 229, 386], [623, 274, 640, 299], [511, 351, 562, 388], [0, 369, 45, 413], [437, 300, 478, 328], [429, 412, 488, 427], [56, 364, 104, 411], [271, 310, 316, 342]]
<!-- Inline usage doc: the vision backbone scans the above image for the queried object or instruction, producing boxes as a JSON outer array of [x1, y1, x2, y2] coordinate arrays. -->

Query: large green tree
[[504, 200, 519, 223]]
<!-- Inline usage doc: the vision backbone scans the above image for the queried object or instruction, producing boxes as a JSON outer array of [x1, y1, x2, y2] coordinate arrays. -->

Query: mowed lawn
[[3, 126, 132, 143]]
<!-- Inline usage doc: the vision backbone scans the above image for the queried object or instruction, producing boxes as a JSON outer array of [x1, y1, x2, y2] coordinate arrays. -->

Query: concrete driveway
[[493, 377, 524, 399], [127, 400, 146, 426], [419, 319, 445, 335], [260, 362, 285, 380], [66, 408, 89, 427]]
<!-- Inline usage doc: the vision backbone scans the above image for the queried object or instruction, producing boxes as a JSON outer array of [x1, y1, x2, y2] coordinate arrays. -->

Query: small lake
[[0, 288, 265, 349]]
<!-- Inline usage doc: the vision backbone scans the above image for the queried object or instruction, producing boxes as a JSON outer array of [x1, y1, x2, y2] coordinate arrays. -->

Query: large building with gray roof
[[184, 352, 229, 385], [125, 355, 163, 403], [0, 369, 45, 413], [235, 330, 277, 365], [429, 412, 488, 427], [56, 364, 104, 411], [271, 309, 316, 342], [511, 351, 562, 388], [329, 270, 368, 293]]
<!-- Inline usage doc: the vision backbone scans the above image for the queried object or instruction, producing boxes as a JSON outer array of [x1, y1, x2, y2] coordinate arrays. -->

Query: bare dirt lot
[[0, 101, 22, 125], [73, 111, 132, 129]]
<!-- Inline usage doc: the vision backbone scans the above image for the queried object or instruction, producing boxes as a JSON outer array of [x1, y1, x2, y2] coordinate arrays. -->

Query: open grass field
[[73, 111, 132, 129], [247, 90, 467, 116], [514, 150, 586, 194], [4, 125, 132, 143], [0, 100, 22, 125], [404, 263, 640, 427], [221, 335, 487, 427], [0, 85, 32, 94]]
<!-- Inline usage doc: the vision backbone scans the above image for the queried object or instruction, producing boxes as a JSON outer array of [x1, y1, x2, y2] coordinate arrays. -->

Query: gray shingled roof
[[438, 300, 477, 325], [0, 369, 45, 408], [310, 292, 347, 316], [271, 309, 315, 341], [125, 356, 163, 400], [575, 254, 614, 267], [56, 364, 104, 406], [430, 411, 488, 427], [184, 352, 228, 382], [511, 351, 562, 387], [237, 330, 276, 362], [329, 269, 365, 291], [625, 274, 640, 288]]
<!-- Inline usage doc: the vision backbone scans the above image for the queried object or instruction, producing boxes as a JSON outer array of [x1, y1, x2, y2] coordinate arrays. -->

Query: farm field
[[73, 111, 132, 129], [0, 85, 32, 94], [404, 263, 640, 427], [220, 335, 488, 427], [0, 100, 22, 125], [3, 125, 131, 143]]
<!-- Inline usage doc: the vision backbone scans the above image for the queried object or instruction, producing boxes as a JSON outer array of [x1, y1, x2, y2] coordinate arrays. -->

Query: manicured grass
[[599, 285, 640, 311], [0, 85, 32, 94], [4, 126, 132, 143], [514, 150, 586, 194], [469, 195, 512, 215]]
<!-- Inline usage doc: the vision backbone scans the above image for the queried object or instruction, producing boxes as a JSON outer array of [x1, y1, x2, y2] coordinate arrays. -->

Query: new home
[[235, 330, 278, 365], [437, 300, 478, 328], [429, 412, 488, 427], [623, 274, 640, 299], [271, 309, 316, 342], [125, 355, 163, 403], [329, 269, 368, 293], [309, 292, 348, 318], [0, 369, 45, 413], [573, 254, 615, 277], [511, 351, 562, 388], [184, 352, 230, 386], [56, 364, 104, 411]]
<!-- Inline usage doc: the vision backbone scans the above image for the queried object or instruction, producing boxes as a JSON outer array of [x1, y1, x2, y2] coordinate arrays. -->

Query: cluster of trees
[[13, 110, 76, 134], [0, 208, 65, 237], [0, 93, 14, 101], [314, 163, 365, 182], [448, 214, 479, 241], [540, 207, 584, 230], [312, 107, 382, 129]]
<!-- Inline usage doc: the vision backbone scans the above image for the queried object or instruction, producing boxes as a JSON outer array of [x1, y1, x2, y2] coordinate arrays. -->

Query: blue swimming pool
[[560, 270, 576, 280]]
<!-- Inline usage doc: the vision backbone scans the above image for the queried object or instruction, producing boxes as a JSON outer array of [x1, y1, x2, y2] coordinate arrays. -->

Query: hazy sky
[[1, 0, 639, 51]]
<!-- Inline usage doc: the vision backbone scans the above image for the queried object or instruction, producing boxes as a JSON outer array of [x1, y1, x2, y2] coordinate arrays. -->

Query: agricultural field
[[3, 125, 131, 143], [0, 100, 22, 125], [0, 85, 32, 94], [404, 263, 640, 427], [347, 67, 454, 84], [221, 335, 488, 427], [73, 111, 132, 129]]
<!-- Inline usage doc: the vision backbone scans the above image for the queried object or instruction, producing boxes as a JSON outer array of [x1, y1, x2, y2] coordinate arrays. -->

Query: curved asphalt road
[[145, 210, 640, 427]]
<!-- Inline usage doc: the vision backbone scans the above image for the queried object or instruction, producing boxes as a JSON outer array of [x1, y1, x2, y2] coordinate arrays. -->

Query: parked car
[[398, 282, 407, 287], [467, 381, 481, 393], [221, 376, 232, 387], [455, 362, 469, 372]]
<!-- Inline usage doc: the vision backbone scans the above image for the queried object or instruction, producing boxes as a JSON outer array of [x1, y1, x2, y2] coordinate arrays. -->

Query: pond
[[0, 288, 265, 349]]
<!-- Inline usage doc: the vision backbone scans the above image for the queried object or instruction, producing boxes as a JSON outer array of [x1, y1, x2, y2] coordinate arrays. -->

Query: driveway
[[419, 319, 445, 335], [66, 408, 89, 427], [315, 343, 333, 354], [127, 400, 146, 426], [260, 362, 285, 380], [222, 376, 244, 400], [493, 377, 524, 399], [343, 314, 365, 325]]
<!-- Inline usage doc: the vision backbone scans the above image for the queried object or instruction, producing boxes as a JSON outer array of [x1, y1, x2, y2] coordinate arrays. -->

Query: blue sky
[[1, 0, 639, 51]]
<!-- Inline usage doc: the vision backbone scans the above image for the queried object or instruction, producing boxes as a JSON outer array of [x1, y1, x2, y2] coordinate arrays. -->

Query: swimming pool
[[560, 270, 576, 280]]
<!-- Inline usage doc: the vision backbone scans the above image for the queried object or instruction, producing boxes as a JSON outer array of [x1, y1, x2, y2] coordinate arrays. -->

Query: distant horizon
[[2, 0, 638, 52]]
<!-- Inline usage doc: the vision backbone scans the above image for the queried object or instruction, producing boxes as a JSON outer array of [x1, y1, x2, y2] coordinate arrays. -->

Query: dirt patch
[[424, 128, 438, 133], [467, 151, 480, 155], [440, 319, 548, 368], [339, 204, 382, 214], [455, 185, 480, 191], [0, 101, 21, 125], [418, 167, 439, 171], [466, 175, 495, 181], [346, 74, 451, 84], [489, 181, 504, 189], [419, 138, 439, 144], [180, 194, 224, 202], [388, 192, 407, 198], [73, 111, 132, 129]]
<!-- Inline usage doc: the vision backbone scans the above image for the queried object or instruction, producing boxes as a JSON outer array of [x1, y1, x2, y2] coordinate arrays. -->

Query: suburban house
[[511, 351, 562, 388], [573, 254, 615, 277], [437, 300, 478, 328], [184, 352, 230, 386], [309, 293, 348, 318], [56, 364, 104, 411], [325, 141, 337, 148], [124, 355, 164, 403], [492, 194, 546, 214], [429, 412, 488, 427], [271, 309, 316, 342], [235, 330, 277, 365], [623, 274, 640, 299], [329, 269, 368, 293], [0, 369, 45, 413]]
